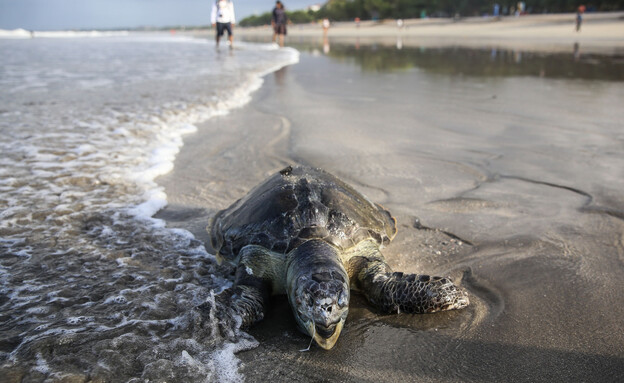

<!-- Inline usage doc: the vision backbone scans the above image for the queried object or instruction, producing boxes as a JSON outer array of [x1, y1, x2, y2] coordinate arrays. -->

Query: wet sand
[[155, 33, 624, 381], [234, 12, 624, 55]]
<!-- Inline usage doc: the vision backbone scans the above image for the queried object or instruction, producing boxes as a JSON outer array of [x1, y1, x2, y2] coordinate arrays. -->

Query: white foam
[[116, 258, 132, 267], [129, 189, 168, 221], [0, 28, 32, 39], [0, 29, 130, 39], [0, 34, 301, 381], [66, 316, 94, 325], [119, 48, 299, 227], [37, 30, 130, 38], [212, 337, 259, 383], [33, 353, 50, 374], [104, 295, 129, 304], [257, 46, 301, 76]]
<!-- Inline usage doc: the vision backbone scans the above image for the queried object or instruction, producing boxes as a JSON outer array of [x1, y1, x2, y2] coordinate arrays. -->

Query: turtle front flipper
[[195, 245, 279, 331], [353, 257, 469, 314], [195, 283, 268, 333], [194, 271, 270, 334]]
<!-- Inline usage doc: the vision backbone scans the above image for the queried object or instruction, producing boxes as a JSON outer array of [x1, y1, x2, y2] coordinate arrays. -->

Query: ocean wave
[[0, 35, 299, 381], [0, 28, 130, 39]]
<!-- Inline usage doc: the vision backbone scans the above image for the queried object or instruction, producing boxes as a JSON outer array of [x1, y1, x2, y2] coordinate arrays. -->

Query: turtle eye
[[337, 290, 348, 308]]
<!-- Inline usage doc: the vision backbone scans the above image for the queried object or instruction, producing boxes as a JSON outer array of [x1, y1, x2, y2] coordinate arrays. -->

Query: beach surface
[[156, 17, 624, 382], [234, 12, 624, 54]]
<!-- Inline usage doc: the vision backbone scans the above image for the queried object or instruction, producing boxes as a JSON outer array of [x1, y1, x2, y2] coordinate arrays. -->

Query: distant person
[[211, 0, 236, 48], [322, 18, 330, 37], [272, 1, 287, 47], [576, 5, 585, 32], [515, 1, 525, 16]]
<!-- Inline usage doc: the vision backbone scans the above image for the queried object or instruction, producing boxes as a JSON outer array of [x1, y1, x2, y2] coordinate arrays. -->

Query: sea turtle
[[201, 166, 469, 350]]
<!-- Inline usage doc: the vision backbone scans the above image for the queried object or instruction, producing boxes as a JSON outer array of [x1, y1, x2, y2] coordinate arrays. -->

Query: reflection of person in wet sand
[[573, 42, 581, 61], [271, 1, 287, 47]]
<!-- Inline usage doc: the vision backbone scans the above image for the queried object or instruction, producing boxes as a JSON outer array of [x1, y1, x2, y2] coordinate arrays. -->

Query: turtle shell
[[210, 166, 397, 264]]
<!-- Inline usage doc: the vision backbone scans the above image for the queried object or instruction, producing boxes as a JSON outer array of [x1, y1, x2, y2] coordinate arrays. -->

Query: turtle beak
[[303, 318, 345, 350]]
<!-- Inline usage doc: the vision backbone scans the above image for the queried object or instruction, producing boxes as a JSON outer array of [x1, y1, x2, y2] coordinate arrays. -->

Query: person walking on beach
[[322, 18, 330, 37], [576, 5, 585, 32], [211, 0, 236, 48], [272, 1, 287, 47]]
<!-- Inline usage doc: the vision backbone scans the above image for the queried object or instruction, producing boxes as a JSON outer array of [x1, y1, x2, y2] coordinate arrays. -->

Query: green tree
[[239, 0, 624, 26]]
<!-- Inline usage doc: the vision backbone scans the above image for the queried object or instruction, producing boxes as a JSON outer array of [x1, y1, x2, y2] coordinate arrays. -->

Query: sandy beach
[[154, 13, 624, 382], [233, 12, 624, 54]]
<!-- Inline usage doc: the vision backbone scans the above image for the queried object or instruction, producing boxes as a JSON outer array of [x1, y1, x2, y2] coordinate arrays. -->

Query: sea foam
[[0, 28, 130, 39], [0, 33, 299, 382]]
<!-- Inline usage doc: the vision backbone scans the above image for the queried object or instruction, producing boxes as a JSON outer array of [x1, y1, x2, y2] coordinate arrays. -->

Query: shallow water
[[330, 45, 623, 81], [159, 37, 624, 381], [0, 34, 297, 381]]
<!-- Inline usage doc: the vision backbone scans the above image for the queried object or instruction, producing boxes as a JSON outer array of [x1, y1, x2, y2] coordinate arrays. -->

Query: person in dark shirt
[[576, 5, 585, 32], [272, 1, 288, 47]]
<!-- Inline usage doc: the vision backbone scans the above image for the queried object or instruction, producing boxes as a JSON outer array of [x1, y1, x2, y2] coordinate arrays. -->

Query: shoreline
[[238, 11, 624, 38], [202, 11, 624, 54], [155, 38, 624, 380]]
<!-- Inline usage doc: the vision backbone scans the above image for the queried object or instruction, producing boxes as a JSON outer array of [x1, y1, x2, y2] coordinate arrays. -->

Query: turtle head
[[290, 270, 349, 350], [286, 240, 349, 350]]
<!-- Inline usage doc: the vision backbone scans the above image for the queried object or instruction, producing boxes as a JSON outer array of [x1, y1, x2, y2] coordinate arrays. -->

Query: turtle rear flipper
[[355, 257, 469, 314]]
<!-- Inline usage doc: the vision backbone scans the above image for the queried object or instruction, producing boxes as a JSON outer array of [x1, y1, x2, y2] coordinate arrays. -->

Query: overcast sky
[[0, 0, 319, 30]]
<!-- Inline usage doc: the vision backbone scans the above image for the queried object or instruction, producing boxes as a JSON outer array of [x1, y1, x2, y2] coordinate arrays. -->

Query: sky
[[0, 0, 319, 30]]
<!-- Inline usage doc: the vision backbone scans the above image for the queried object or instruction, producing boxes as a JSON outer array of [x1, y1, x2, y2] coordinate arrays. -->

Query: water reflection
[[318, 42, 624, 80], [243, 35, 624, 81]]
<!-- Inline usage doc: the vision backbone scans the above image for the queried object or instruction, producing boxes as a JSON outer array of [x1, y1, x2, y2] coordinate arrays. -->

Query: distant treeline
[[239, 0, 624, 26]]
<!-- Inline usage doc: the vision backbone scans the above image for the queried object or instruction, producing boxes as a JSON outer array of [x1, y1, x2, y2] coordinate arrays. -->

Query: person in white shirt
[[211, 0, 236, 48]]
